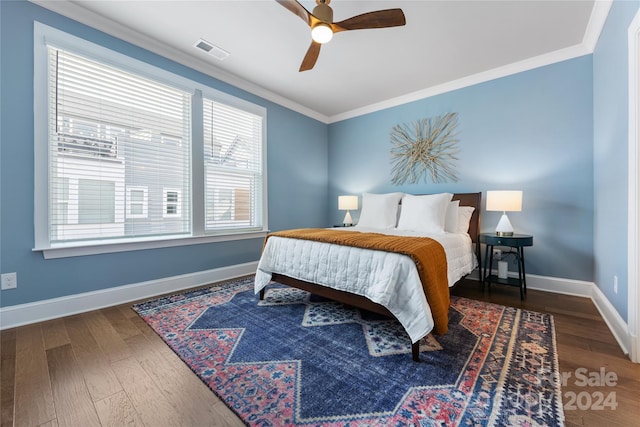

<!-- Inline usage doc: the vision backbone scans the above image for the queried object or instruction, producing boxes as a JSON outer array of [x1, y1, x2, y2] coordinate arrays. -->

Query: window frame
[[33, 22, 268, 259]]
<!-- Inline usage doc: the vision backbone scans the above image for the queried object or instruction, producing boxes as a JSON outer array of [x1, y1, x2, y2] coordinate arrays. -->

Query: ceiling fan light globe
[[311, 23, 333, 44]]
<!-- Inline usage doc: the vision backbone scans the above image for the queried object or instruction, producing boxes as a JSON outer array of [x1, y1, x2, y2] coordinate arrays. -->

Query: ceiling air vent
[[193, 38, 230, 61]]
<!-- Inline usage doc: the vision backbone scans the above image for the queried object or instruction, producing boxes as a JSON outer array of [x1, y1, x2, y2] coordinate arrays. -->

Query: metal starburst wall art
[[389, 112, 459, 185]]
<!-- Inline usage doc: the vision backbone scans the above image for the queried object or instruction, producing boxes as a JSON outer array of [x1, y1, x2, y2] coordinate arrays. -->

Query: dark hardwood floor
[[1, 277, 639, 426]]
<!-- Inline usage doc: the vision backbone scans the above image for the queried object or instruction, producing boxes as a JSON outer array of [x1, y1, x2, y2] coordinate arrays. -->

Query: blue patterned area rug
[[133, 276, 564, 426]]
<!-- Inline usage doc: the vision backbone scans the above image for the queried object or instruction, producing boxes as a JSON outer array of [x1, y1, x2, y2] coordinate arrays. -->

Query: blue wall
[[593, 0, 640, 322], [0, 1, 328, 307], [329, 56, 595, 282]]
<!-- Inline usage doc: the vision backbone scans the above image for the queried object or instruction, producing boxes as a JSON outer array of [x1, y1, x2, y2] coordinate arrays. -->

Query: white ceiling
[[34, 1, 609, 123]]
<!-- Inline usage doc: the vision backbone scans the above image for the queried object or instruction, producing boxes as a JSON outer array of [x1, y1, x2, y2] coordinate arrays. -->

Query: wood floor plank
[[13, 324, 56, 427], [46, 344, 101, 427], [557, 343, 640, 379], [1, 329, 17, 361], [64, 315, 122, 402], [127, 316, 244, 426], [94, 391, 144, 427], [117, 303, 138, 320], [1, 352, 16, 427], [563, 412, 584, 427], [81, 311, 132, 363], [41, 318, 71, 350], [110, 356, 183, 427], [1, 329, 16, 427], [124, 333, 225, 426], [553, 313, 620, 346], [210, 400, 246, 427], [580, 409, 639, 427], [127, 314, 179, 361], [100, 307, 142, 341], [128, 312, 160, 339], [555, 331, 592, 352]]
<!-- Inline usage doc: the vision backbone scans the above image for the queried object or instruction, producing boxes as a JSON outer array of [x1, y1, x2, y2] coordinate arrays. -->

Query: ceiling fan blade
[[299, 41, 321, 72], [332, 9, 406, 33], [275, 0, 311, 26]]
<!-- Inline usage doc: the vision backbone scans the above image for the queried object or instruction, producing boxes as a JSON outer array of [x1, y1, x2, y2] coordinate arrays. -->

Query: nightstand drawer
[[479, 234, 533, 247]]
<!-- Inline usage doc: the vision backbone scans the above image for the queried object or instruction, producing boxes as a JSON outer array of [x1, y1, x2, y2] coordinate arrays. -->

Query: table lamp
[[486, 190, 522, 236], [338, 195, 358, 226]]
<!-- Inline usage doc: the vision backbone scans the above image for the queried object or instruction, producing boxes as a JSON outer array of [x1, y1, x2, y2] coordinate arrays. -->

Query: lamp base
[[495, 213, 514, 236], [343, 211, 353, 226]]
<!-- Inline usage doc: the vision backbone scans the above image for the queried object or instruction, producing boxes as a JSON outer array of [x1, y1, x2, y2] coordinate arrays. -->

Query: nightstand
[[479, 233, 533, 300]]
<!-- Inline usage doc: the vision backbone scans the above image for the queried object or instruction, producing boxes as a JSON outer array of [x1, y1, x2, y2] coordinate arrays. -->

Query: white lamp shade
[[486, 191, 523, 212], [338, 195, 358, 211]]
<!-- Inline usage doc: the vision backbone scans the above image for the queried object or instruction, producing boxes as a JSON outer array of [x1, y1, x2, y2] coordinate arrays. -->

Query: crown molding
[[582, 0, 614, 52], [329, 1, 613, 123], [29, 0, 612, 125], [328, 43, 592, 123]]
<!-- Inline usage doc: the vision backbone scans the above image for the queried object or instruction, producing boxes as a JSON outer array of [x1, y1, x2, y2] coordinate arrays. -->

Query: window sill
[[34, 230, 269, 259]]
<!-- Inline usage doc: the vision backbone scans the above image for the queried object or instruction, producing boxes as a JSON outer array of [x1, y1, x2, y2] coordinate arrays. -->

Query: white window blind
[[48, 48, 192, 244], [203, 98, 263, 231]]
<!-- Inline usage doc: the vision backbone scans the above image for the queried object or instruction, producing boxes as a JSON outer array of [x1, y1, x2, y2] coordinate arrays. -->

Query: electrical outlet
[[614, 275, 618, 294], [1, 272, 17, 290], [492, 249, 502, 260]]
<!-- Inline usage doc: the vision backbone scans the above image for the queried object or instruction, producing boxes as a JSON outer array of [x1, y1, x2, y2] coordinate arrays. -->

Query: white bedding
[[255, 227, 477, 343]]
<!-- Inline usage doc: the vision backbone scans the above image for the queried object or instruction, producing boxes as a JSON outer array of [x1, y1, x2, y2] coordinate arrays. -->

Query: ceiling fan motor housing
[[312, 3, 333, 23]]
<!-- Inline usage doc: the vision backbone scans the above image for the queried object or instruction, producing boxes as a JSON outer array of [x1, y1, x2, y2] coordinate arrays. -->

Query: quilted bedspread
[[255, 228, 461, 342]]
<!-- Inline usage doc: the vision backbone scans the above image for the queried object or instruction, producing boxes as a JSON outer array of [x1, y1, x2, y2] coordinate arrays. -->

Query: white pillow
[[457, 206, 475, 234], [397, 193, 453, 233], [444, 200, 460, 233], [357, 192, 403, 229]]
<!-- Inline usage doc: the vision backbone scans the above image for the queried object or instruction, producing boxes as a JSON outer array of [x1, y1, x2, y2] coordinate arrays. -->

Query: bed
[[255, 192, 481, 361]]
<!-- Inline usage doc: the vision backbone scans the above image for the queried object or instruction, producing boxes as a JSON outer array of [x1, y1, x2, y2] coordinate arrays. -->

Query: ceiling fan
[[276, 0, 406, 72]]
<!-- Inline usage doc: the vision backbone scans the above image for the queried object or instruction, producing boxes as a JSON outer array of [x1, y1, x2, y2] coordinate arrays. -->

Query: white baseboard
[[590, 284, 631, 356], [525, 273, 594, 297], [527, 273, 630, 356], [631, 334, 639, 363], [1, 264, 633, 360], [0, 261, 258, 330], [467, 269, 595, 297]]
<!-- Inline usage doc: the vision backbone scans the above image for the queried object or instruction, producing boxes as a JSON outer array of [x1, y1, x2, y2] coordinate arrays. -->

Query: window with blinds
[[48, 48, 192, 243], [36, 22, 267, 255], [203, 98, 263, 231]]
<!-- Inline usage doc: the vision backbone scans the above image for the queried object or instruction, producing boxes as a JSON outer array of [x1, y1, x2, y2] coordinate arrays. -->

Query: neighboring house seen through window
[[203, 99, 262, 230], [47, 48, 191, 243]]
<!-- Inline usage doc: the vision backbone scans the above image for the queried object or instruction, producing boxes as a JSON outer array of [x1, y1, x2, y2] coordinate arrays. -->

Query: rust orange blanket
[[266, 228, 450, 335]]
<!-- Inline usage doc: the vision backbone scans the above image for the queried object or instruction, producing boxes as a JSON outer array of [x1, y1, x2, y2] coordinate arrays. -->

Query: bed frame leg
[[259, 288, 265, 300], [412, 342, 420, 362]]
